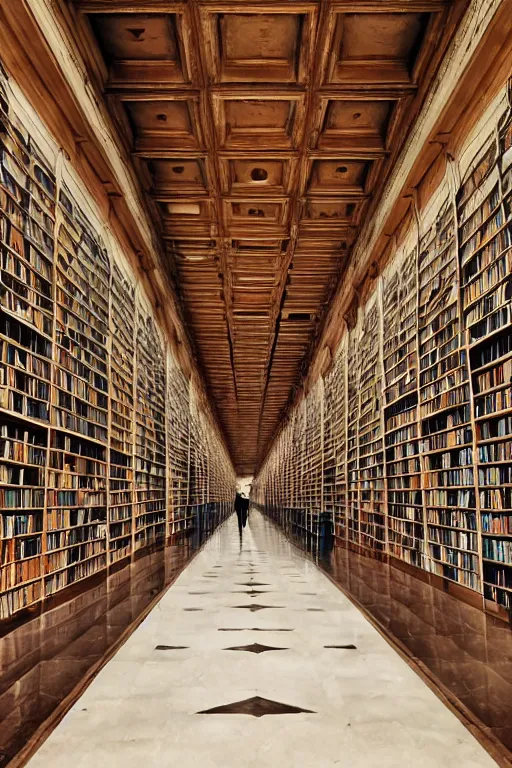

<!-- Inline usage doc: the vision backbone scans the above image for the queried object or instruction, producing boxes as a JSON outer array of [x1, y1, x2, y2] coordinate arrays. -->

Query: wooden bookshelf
[[46, 185, 109, 597], [0, 101, 54, 617], [418, 185, 480, 591], [357, 293, 386, 552], [459, 112, 512, 609], [166, 353, 190, 538], [324, 338, 348, 541], [0, 73, 236, 622], [303, 381, 323, 536], [255, 101, 512, 616], [346, 325, 360, 546], [134, 309, 167, 552], [109, 262, 135, 564], [381, 239, 424, 568]]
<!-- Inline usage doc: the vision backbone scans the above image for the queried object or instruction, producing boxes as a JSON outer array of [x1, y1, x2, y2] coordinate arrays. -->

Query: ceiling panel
[[72, 0, 454, 474]]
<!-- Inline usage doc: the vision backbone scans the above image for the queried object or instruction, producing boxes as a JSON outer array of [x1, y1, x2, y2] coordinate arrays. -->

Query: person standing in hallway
[[234, 491, 249, 533]]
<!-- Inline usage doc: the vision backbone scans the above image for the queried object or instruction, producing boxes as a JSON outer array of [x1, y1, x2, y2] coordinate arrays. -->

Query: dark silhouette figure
[[235, 492, 249, 536]]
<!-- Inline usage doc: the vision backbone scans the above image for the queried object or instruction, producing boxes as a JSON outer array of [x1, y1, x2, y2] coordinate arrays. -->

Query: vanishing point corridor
[[26, 511, 496, 768], [1, 2, 512, 765]]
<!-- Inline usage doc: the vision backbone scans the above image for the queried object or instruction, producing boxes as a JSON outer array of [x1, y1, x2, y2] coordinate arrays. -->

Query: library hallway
[[26, 510, 496, 768]]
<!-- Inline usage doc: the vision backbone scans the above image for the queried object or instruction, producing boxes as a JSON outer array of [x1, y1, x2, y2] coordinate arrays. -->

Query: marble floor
[[27, 511, 497, 768]]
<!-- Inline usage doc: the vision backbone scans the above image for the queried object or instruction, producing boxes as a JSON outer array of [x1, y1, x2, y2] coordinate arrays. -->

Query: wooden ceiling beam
[[58, 0, 468, 473], [74, 2, 187, 12]]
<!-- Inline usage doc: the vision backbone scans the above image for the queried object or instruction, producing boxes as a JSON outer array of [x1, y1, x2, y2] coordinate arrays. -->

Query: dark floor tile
[[197, 696, 315, 717], [223, 643, 287, 654], [155, 645, 189, 650], [218, 628, 294, 632], [324, 645, 357, 650]]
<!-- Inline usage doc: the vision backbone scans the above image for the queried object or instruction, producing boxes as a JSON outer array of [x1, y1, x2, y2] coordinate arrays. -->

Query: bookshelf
[[0, 74, 236, 622], [346, 324, 360, 546], [357, 293, 386, 552], [323, 349, 336, 535], [109, 262, 135, 564], [382, 239, 425, 567], [459, 111, 512, 609], [134, 309, 167, 552], [189, 392, 208, 511], [254, 102, 512, 616], [166, 353, 190, 538], [250, 100, 512, 618], [0, 416, 45, 618], [46, 186, 109, 597], [303, 381, 323, 537], [287, 401, 307, 537], [322, 339, 348, 541], [418, 185, 479, 590], [0, 102, 54, 617]]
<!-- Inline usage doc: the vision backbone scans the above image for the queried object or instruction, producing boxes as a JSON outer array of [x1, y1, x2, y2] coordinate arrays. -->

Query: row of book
[[1, 556, 41, 589], [474, 357, 512, 394], [428, 526, 478, 551], [0, 464, 45, 485], [429, 544, 478, 571], [46, 489, 106, 507], [109, 506, 132, 522], [0, 580, 42, 619], [44, 540, 106, 573], [424, 447, 473, 469], [0, 365, 50, 400], [387, 458, 420, 475], [1, 512, 43, 538], [419, 309, 457, 353], [480, 487, 512, 510], [2, 535, 41, 564], [46, 472, 105, 490], [420, 337, 460, 374], [0, 437, 46, 464], [0, 313, 52, 356], [46, 524, 106, 551], [470, 306, 510, 344], [475, 386, 512, 418], [47, 507, 106, 530], [51, 409, 108, 441], [424, 468, 474, 487], [1, 291, 52, 334], [460, 209, 505, 266], [482, 537, 512, 563], [0, 487, 44, 508], [481, 512, 512, 533], [459, 184, 501, 244], [427, 508, 477, 530], [462, 239, 512, 304], [419, 426, 472, 452], [478, 465, 512, 485], [0, 387, 49, 420], [389, 505, 424, 522], [44, 553, 108, 595]]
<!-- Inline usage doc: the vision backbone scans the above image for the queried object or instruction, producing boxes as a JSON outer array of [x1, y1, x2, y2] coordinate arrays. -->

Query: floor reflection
[[267, 512, 512, 758], [0, 507, 228, 765]]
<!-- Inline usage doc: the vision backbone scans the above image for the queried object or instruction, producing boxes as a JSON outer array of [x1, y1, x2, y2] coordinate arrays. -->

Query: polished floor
[[27, 511, 497, 767]]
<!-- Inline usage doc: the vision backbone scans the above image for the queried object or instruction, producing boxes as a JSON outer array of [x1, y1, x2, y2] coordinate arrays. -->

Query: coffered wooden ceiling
[[70, 0, 458, 475]]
